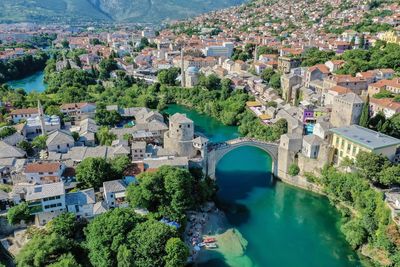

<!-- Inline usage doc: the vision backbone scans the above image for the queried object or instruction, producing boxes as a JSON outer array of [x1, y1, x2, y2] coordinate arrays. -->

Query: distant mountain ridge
[[0, 0, 245, 24]]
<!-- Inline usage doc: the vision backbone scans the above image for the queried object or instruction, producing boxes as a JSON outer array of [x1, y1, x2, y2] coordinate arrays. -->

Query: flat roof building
[[330, 125, 400, 164]]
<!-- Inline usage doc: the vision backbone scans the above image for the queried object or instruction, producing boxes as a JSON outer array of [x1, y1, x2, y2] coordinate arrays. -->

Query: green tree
[[61, 39, 69, 49], [261, 68, 275, 83], [117, 245, 135, 267], [359, 95, 370, 127], [95, 109, 122, 126], [48, 213, 78, 239], [269, 73, 281, 90], [16, 233, 78, 267], [85, 208, 140, 267], [288, 163, 300, 176], [157, 68, 180, 86], [127, 166, 195, 220], [355, 151, 390, 183], [128, 220, 178, 267], [17, 140, 34, 156], [71, 132, 80, 142], [7, 202, 32, 225], [164, 238, 189, 267], [47, 253, 81, 267], [75, 157, 112, 189], [0, 126, 16, 139], [379, 165, 400, 186], [110, 155, 130, 179], [96, 127, 117, 146], [32, 135, 47, 150], [45, 105, 64, 117], [341, 219, 367, 249]]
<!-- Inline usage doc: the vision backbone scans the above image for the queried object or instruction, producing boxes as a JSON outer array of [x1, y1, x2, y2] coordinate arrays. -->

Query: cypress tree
[[359, 95, 370, 127]]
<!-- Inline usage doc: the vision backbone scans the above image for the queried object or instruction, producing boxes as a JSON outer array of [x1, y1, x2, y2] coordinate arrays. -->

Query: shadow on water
[[214, 169, 276, 227]]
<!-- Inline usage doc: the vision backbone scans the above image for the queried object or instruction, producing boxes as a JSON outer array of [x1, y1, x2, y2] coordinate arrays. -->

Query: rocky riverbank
[[184, 202, 253, 266]]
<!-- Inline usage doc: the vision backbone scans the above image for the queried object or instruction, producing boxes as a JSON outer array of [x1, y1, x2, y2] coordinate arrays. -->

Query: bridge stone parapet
[[205, 138, 279, 179]]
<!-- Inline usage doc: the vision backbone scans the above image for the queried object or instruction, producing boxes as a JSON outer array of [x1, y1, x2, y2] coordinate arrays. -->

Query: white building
[[103, 180, 128, 208], [66, 188, 95, 218], [25, 182, 66, 225], [46, 130, 75, 153], [9, 108, 39, 124], [24, 162, 65, 184], [203, 42, 234, 58], [25, 115, 61, 138]]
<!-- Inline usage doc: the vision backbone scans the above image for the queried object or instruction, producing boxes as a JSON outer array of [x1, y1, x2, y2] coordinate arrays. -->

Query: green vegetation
[[0, 0, 245, 24], [359, 96, 369, 128], [157, 67, 180, 86], [75, 156, 130, 189], [32, 135, 47, 150], [0, 126, 16, 139], [320, 166, 399, 265], [301, 48, 336, 67], [85, 208, 187, 267], [7, 202, 33, 225], [0, 52, 48, 83], [288, 163, 300, 176], [336, 41, 400, 76], [95, 109, 122, 127], [96, 127, 117, 146], [369, 112, 400, 139], [239, 111, 287, 142], [127, 166, 215, 221]]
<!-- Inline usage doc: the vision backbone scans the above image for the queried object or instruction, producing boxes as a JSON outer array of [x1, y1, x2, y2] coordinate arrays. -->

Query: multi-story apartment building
[[60, 102, 96, 126], [25, 182, 66, 225], [330, 125, 400, 164]]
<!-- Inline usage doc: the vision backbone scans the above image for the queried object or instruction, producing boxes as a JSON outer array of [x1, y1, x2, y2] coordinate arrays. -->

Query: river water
[[164, 104, 365, 267], [7, 71, 47, 92]]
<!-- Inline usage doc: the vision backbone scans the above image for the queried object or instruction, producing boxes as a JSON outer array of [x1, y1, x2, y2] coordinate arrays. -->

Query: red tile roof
[[25, 162, 62, 173]]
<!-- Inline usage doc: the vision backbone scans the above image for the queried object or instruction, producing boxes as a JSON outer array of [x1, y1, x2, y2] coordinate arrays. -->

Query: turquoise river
[[165, 104, 367, 267], [7, 71, 47, 92]]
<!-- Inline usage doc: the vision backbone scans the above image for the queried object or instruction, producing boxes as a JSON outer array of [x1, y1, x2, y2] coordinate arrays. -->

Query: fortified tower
[[164, 113, 196, 158]]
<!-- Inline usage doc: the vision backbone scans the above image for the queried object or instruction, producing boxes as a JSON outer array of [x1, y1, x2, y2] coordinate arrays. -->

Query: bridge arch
[[206, 139, 279, 180]]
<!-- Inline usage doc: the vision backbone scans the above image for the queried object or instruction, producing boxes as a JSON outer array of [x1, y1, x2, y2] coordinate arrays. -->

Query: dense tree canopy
[[127, 166, 195, 220], [0, 52, 48, 83], [84, 208, 141, 267], [75, 157, 113, 189], [7, 202, 32, 225]]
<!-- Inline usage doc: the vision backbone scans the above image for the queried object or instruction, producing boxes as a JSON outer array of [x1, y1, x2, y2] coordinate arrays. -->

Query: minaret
[[38, 100, 46, 136], [180, 49, 186, 87], [253, 44, 258, 64]]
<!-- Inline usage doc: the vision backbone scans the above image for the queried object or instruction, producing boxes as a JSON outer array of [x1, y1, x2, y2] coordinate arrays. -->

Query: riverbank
[[184, 202, 252, 266], [6, 71, 47, 92]]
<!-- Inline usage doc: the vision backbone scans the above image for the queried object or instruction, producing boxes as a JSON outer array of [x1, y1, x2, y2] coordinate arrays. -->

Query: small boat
[[203, 237, 216, 243], [197, 242, 205, 247], [205, 243, 218, 248]]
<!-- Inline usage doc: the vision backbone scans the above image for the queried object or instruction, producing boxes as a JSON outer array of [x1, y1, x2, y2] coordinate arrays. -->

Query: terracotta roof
[[329, 85, 352, 94], [10, 108, 38, 115], [370, 97, 400, 112], [329, 60, 345, 65], [370, 79, 400, 89], [25, 162, 62, 173], [309, 64, 330, 74]]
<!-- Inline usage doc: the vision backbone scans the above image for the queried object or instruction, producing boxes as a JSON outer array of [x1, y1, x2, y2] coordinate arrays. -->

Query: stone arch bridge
[[205, 138, 279, 179]]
